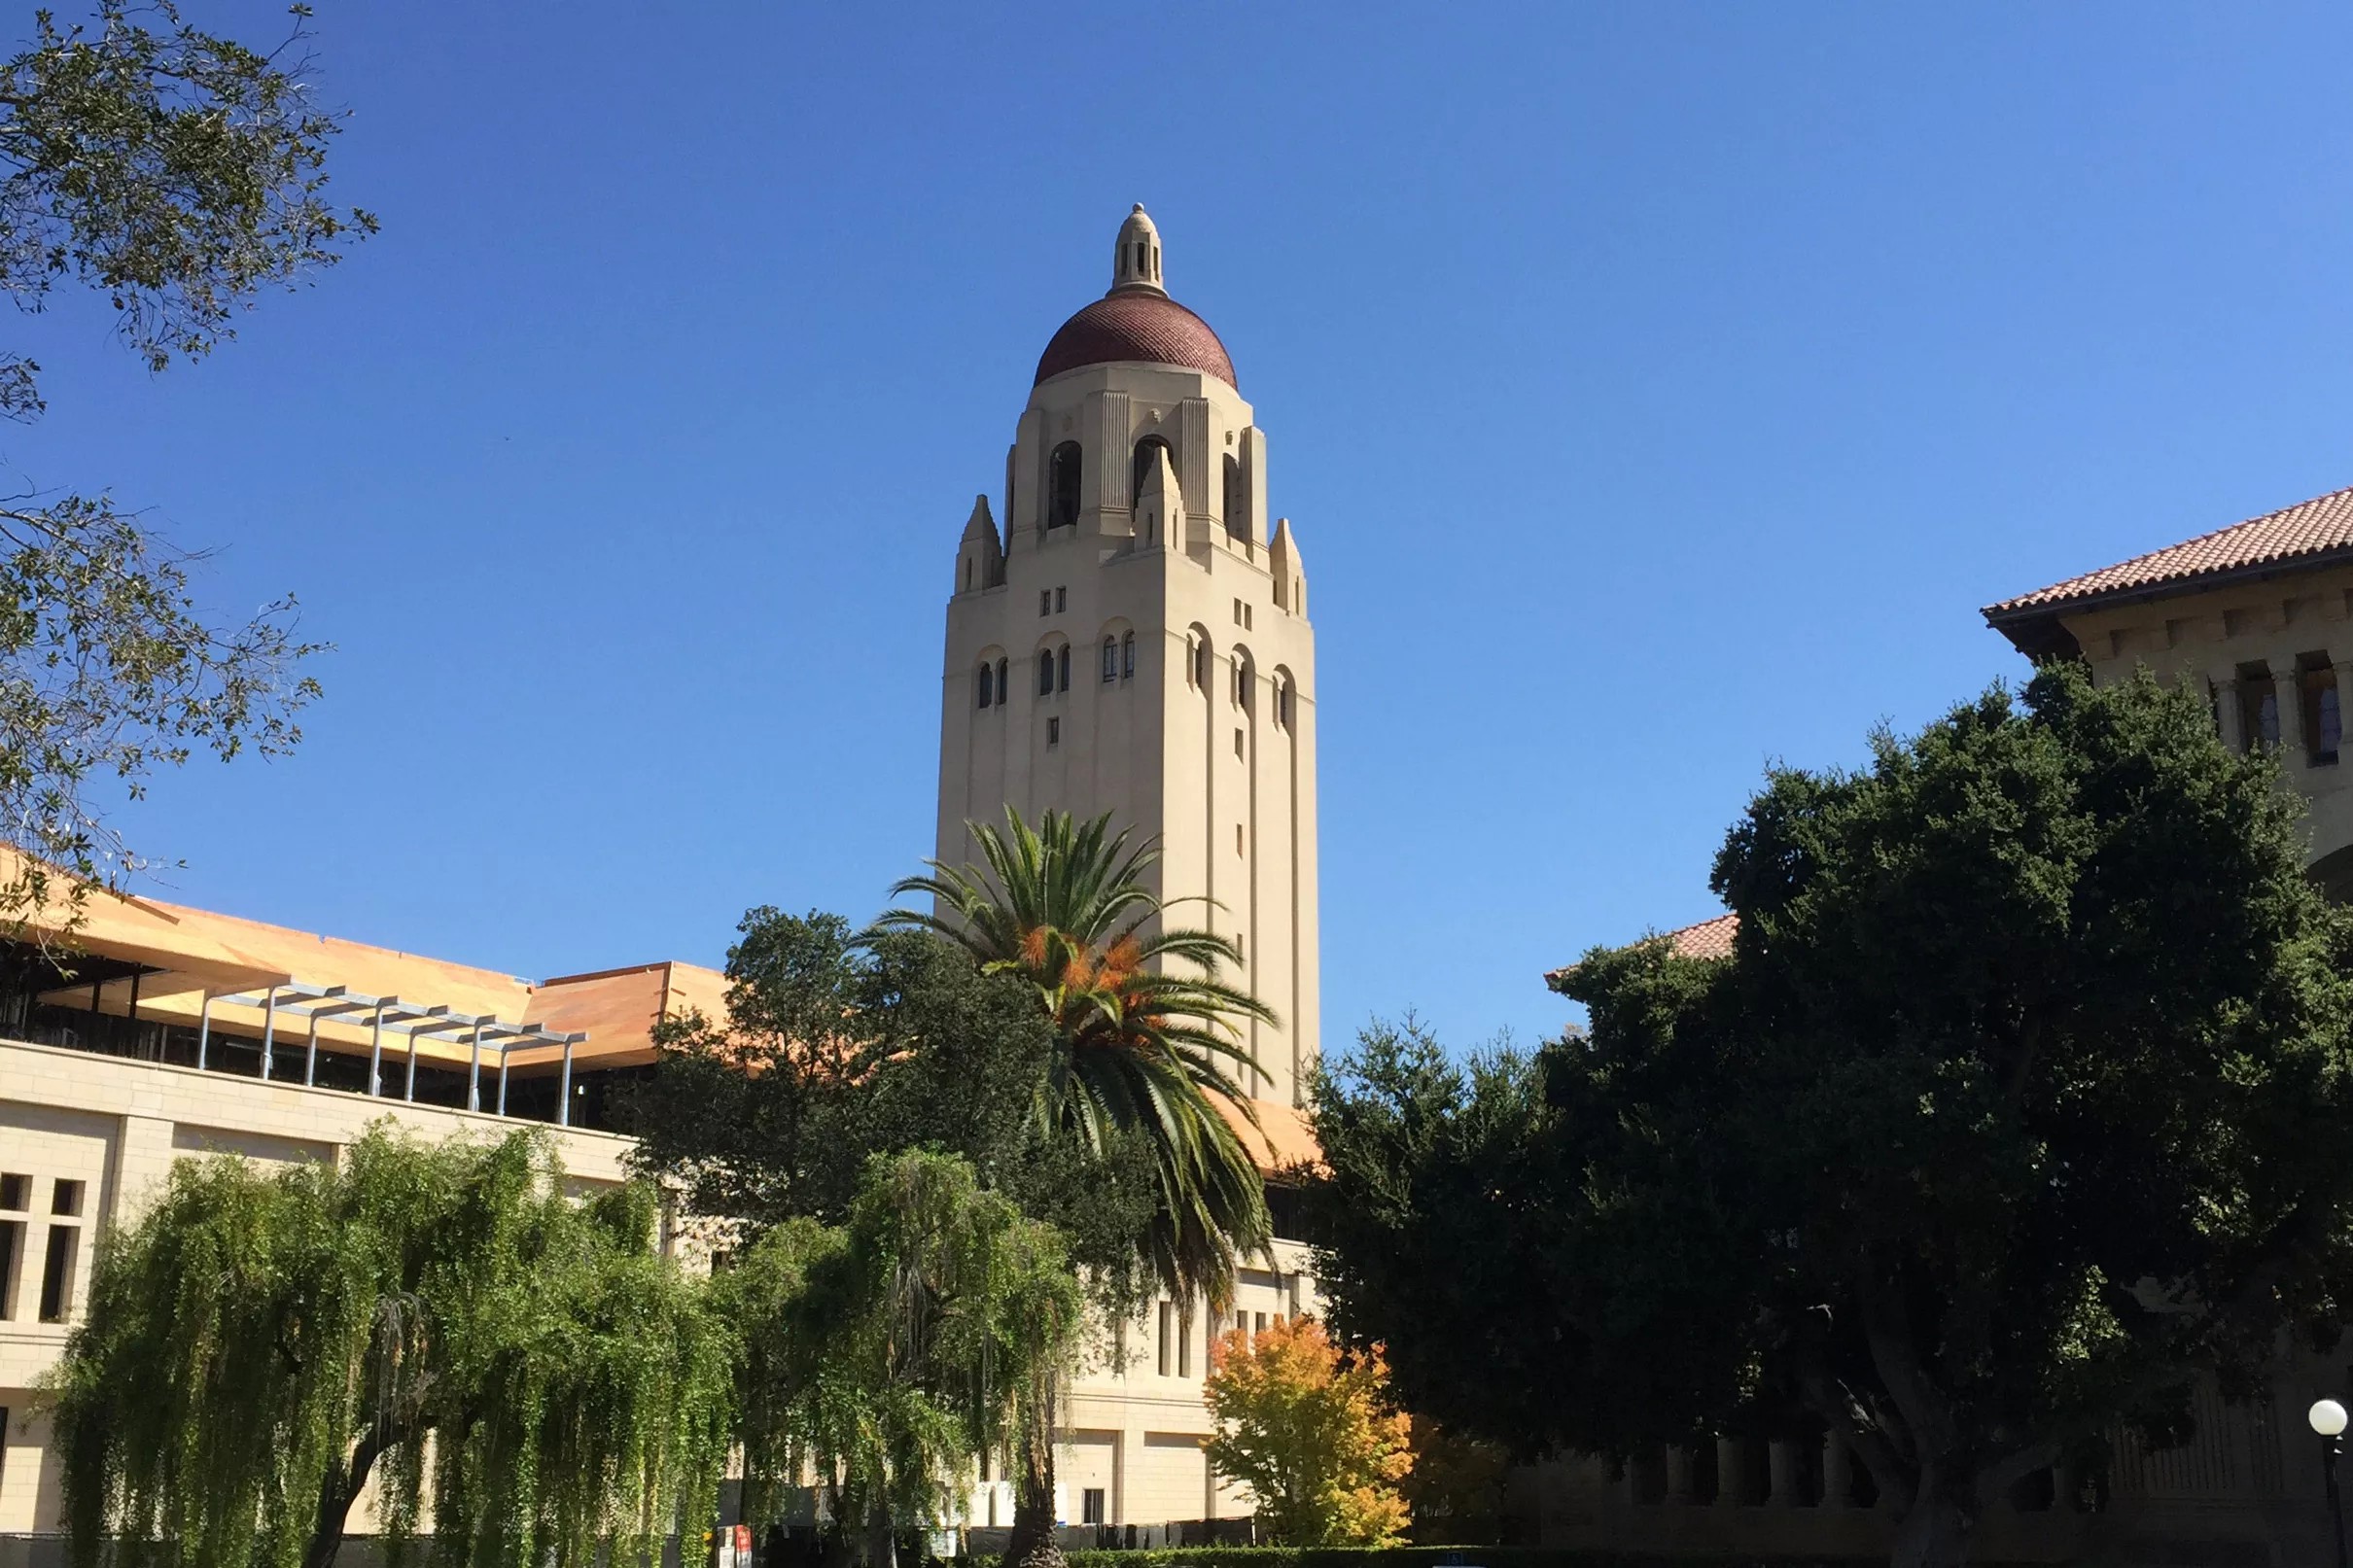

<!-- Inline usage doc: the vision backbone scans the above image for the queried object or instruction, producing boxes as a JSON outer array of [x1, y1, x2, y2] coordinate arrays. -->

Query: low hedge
[[1061, 1552, 1922, 1568]]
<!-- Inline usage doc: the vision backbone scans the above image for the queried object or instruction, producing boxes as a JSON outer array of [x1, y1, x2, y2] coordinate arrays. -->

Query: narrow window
[[964, 559, 972, 592], [1194, 640, 1210, 689], [0, 1174, 25, 1209], [1277, 681, 1292, 730], [1245, 605, 1252, 630], [1254, 1311, 1267, 1337], [1039, 653, 1055, 698], [1083, 1488, 1106, 1526], [37, 1224, 76, 1322], [1233, 598, 1243, 624], [1178, 1299, 1193, 1377], [1135, 240, 1147, 274], [1047, 441, 1083, 529], [1224, 453, 1247, 539], [0, 1218, 19, 1319], [1056, 585, 1068, 612], [2323, 680, 2344, 763], [996, 657, 1008, 703], [1103, 638, 1117, 683], [1048, 716, 1061, 748], [1058, 645, 1071, 691], [1235, 727, 1246, 759], [51, 1180, 82, 1216], [1122, 631, 1136, 679], [1236, 823, 1246, 856], [1040, 590, 1052, 617], [977, 665, 994, 710]]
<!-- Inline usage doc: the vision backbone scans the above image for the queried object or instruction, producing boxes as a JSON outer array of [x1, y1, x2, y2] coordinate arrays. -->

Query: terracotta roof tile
[[1986, 482, 2353, 617], [1544, 911, 1738, 989], [1034, 291, 1236, 389]]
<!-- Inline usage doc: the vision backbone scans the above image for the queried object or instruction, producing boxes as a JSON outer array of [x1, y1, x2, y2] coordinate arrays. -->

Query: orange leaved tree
[[1202, 1316, 1413, 1546]]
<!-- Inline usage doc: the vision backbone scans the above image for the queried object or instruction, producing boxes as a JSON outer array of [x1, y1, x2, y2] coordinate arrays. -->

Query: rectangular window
[[1047, 716, 1061, 748], [1082, 1488, 1106, 1525], [1122, 637, 1135, 679], [51, 1180, 81, 1215], [0, 1219, 19, 1319], [1245, 604, 1253, 630], [38, 1223, 77, 1323], [1235, 727, 1246, 759], [1055, 586, 1067, 612], [1254, 1311, 1267, 1337], [1178, 1299, 1194, 1378], [1236, 823, 1246, 856], [0, 1173, 25, 1210], [1057, 645, 1071, 691], [1157, 1300, 1173, 1376], [1103, 641, 1117, 683], [1040, 590, 1051, 617], [1233, 598, 1243, 624]]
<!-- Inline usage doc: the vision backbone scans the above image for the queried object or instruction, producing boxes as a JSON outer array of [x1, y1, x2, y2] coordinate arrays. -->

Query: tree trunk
[[1004, 1383, 1064, 1568], [300, 1428, 391, 1568], [1890, 1469, 1971, 1568], [864, 1497, 896, 1568]]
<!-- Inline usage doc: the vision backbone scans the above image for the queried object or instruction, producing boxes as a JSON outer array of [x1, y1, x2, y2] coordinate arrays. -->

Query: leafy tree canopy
[[1201, 1316, 1413, 1548], [715, 1150, 1084, 1568], [0, 0, 370, 918], [49, 1126, 730, 1568], [1315, 666, 2353, 1568], [617, 910, 1159, 1313]]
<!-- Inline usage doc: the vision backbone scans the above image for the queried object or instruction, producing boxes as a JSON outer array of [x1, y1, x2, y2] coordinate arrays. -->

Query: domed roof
[[1032, 205, 1237, 389], [1033, 291, 1237, 389]]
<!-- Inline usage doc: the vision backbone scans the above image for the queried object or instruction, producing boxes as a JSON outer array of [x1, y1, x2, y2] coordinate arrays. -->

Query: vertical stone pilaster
[[1768, 1441, 1798, 1507], [2214, 673, 2244, 752], [1665, 1446, 1695, 1506], [1822, 1432, 1853, 1510], [1179, 398, 1212, 534], [2270, 659, 2307, 760], [1715, 1436, 1743, 1506], [1098, 391, 1131, 511]]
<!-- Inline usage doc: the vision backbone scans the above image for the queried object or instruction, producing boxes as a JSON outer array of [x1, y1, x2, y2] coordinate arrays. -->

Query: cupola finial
[[1110, 204, 1166, 297]]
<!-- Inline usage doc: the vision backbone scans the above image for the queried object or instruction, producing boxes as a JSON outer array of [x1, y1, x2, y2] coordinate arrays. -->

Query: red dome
[[1034, 290, 1236, 389]]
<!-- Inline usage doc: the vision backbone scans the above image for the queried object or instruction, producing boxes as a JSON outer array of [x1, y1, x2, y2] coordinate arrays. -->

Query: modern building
[[1518, 480, 2353, 1566], [0, 208, 1324, 1549]]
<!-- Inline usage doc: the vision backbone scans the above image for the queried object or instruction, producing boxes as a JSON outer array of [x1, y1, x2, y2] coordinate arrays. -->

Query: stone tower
[[935, 205, 1319, 1108]]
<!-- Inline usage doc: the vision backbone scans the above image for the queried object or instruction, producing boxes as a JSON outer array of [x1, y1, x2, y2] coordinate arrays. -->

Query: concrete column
[[1621, 1455, 1641, 1508], [1665, 1446, 1696, 1506], [2215, 673, 2244, 751], [2271, 660, 2307, 760], [1768, 1440, 1799, 1507], [1822, 1432, 1853, 1511], [1716, 1436, 1744, 1506]]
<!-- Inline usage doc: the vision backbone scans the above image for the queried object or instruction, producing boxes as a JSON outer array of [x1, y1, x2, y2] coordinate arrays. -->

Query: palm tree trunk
[[1004, 1383, 1064, 1568]]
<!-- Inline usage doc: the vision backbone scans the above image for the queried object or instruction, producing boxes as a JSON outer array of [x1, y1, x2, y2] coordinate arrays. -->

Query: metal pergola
[[195, 982, 591, 1125]]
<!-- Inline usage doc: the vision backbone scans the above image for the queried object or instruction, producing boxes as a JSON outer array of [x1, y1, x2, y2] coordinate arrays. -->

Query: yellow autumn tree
[[1202, 1316, 1413, 1546]]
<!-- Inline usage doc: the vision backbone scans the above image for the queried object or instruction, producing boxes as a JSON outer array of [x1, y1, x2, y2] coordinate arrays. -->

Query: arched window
[[1058, 645, 1071, 692], [995, 657, 1007, 704], [1223, 454, 1247, 539], [1038, 651, 1056, 698], [1132, 436, 1174, 504], [1102, 637, 1117, 683], [976, 663, 994, 710], [1192, 638, 1210, 690], [1276, 679, 1292, 730], [1047, 442, 1083, 530], [1121, 631, 1136, 679]]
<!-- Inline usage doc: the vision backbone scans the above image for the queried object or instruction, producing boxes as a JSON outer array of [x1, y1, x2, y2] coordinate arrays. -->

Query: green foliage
[[713, 1150, 1084, 1557], [876, 807, 1273, 1307], [617, 910, 1158, 1311], [48, 1126, 730, 1568], [1056, 1551, 1973, 1568], [0, 0, 369, 920], [1315, 666, 2353, 1568]]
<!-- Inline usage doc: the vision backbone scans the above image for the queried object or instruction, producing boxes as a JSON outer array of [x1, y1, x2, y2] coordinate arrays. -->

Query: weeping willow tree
[[716, 1150, 1084, 1568], [47, 1126, 733, 1568]]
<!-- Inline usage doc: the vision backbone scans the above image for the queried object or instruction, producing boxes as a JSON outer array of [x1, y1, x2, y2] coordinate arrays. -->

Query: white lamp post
[[2311, 1398, 2348, 1568]]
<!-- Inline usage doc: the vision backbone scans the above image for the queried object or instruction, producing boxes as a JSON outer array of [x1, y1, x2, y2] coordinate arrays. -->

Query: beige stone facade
[[935, 206, 1320, 1111]]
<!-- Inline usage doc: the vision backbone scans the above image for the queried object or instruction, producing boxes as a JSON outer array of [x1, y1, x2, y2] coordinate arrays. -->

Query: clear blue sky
[[25, 3, 2353, 1056]]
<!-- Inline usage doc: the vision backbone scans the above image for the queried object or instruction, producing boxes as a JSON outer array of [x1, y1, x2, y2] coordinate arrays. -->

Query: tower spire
[[1110, 204, 1166, 296]]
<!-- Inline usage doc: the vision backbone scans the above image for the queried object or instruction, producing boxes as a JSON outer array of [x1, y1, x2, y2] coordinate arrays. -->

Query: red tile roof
[[1986, 482, 2353, 618], [1544, 912, 1738, 990], [1034, 290, 1236, 389]]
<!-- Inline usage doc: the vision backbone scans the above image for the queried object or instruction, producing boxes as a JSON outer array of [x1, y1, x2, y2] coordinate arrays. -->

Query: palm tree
[[872, 807, 1277, 1568]]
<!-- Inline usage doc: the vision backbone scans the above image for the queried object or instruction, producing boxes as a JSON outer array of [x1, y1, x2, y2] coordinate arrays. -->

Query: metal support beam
[[260, 986, 278, 1081], [304, 1011, 320, 1088], [559, 1037, 575, 1127], [497, 1052, 509, 1117], [369, 1006, 384, 1098], [196, 993, 213, 1070], [467, 1023, 483, 1113]]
